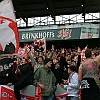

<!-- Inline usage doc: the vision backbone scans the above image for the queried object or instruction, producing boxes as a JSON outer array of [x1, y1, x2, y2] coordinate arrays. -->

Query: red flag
[[81, 46, 88, 61], [35, 85, 42, 100], [0, 44, 3, 51], [34, 37, 46, 52], [18, 47, 28, 60], [0, 0, 19, 54]]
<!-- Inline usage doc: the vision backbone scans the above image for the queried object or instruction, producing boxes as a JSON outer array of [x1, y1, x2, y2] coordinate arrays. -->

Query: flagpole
[[0, 85, 1, 100]]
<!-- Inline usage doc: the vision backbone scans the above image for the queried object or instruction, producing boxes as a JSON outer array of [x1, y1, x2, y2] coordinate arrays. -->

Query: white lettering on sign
[[21, 32, 55, 39], [2, 92, 12, 98]]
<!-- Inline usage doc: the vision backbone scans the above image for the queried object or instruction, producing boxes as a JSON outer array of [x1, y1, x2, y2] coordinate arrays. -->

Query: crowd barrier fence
[[0, 85, 81, 100]]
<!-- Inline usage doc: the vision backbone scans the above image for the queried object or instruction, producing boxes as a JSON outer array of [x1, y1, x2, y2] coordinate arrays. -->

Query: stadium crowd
[[0, 45, 100, 100]]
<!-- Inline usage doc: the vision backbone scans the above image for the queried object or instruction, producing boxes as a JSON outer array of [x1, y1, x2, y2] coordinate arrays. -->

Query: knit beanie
[[44, 58, 52, 65]]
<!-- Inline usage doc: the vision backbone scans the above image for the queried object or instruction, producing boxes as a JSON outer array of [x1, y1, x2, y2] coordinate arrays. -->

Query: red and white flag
[[0, 0, 19, 54], [34, 37, 46, 52], [18, 47, 28, 59], [81, 45, 88, 61]]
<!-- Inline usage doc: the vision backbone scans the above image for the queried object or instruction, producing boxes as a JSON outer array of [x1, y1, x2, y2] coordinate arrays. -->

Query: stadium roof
[[13, 0, 100, 19]]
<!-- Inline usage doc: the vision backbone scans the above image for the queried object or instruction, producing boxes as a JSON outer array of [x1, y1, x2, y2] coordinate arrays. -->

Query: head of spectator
[[16, 56, 22, 66], [21, 57, 28, 65], [67, 60, 71, 65], [85, 49, 92, 58], [55, 62, 60, 69], [71, 60, 76, 66], [52, 51, 57, 59], [37, 56, 44, 64], [91, 52, 96, 59], [68, 65, 76, 74], [44, 58, 52, 68]]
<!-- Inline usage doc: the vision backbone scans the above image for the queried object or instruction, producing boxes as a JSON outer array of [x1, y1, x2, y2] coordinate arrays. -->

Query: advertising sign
[[80, 27, 99, 39], [19, 28, 81, 42]]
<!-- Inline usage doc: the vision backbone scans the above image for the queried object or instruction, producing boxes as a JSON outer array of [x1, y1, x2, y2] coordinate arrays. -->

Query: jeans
[[42, 94, 54, 100], [66, 96, 79, 100]]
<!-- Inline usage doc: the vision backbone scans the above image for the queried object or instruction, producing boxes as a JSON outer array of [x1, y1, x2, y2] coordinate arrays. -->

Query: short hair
[[68, 65, 76, 72], [43, 58, 52, 65], [85, 49, 92, 58], [38, 56, 44, 61]]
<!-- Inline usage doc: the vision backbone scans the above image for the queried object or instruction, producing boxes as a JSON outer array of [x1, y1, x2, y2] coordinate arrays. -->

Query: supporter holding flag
[[14, 57, 32, 100]]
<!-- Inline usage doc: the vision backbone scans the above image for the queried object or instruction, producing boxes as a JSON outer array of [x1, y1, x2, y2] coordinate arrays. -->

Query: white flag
[[0, 0, 19, 54]]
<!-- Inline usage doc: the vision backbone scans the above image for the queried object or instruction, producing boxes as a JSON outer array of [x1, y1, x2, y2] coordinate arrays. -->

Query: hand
[[52, 45, 54, 51], [25, 47, 30, 53], [62, 48, 65, 54], [78, 47, 81, 53], [64, 80, 69, 85], [7, 83, 12, 86], [31, 47, 34, 54], [38, 83, 45, 89], [15, 68, 20, 74]]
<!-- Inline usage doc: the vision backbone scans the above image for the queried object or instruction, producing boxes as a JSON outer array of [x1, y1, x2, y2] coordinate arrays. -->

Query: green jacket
[[34, 66, 57, 96]]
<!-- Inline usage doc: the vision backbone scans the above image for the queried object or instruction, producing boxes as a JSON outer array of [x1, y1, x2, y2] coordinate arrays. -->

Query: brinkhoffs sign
[[18, 27, 99, 42]]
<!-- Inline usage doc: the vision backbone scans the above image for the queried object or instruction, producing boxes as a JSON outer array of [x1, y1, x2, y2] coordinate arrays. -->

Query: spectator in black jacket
[[14, 57, 32, 100], [52, 62, 63, 85]]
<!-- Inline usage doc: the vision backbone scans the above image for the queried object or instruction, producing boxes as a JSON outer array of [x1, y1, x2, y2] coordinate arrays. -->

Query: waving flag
[[34, 37, 46, 52], [81, 45, 88, 61], [18, 47, 28, 60], [0, 0, 19, 54], [0, 0, 19, 72]]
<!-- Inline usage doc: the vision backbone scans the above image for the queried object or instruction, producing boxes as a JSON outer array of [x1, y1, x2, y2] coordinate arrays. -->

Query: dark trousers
[[14, 80, 30, 100], [42, 94, 54, 100]]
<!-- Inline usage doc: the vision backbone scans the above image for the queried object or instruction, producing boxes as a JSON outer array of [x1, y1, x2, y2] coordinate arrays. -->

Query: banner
[[0, 85, 82, 100], [19, 28, 81, 42], [0, 0, 19, 54], [19, 27, 100, 42], [0, 85, 35, 100], [80, 27, 99, 39]]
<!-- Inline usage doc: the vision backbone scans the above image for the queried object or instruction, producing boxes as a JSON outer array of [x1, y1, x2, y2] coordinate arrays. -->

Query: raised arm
[[78, 64, 83, 82], [94, 55, 100, 66], [25, 47, 37, 66]]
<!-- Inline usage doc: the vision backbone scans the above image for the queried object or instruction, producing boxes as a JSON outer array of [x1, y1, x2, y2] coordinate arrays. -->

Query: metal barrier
[[0, 85, 81, 100], [10, 85, 36, 96]]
